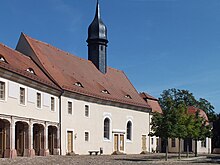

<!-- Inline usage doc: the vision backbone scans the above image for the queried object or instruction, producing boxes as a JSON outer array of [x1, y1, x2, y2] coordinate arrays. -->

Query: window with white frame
[[126, 121, 132, 140], [201, 139, 206, 148], [104, 118, 110, 140], [171, 138, 176, 147], [151, 138, 154, 145], [85, 105, 89, 117], [85, 132, 89, 141], [51, 97, 55, 111], [37, 92, 41, 108], [0, 81, 5, 100], [68, 101, 72, 114], [20, 87, 25, 105]]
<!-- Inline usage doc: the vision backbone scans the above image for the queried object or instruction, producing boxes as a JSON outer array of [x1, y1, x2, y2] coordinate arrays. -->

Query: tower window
[[100, 45, 104, 51]]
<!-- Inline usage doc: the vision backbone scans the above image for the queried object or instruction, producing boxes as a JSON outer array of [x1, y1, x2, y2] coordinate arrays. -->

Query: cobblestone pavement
[[0, 154, 220, 165]]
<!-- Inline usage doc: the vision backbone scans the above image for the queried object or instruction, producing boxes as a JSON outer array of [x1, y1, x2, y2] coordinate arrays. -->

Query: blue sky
[[0, 0, 220, 113]]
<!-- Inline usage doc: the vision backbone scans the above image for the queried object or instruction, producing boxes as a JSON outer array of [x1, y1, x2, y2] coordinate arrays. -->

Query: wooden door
[[142, 135, 147, 151], [120, 134, 124, 151], [67, 131, 73, 153], [114, 134, 119, 151]]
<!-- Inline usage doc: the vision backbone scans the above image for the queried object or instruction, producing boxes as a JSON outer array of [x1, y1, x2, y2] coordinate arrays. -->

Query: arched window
[[126, 121, 132, 140], [104, 118, 110, 140]]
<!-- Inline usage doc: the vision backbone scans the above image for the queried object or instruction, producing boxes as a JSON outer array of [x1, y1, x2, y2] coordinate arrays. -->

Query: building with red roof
[[0, 1, 152, 157]]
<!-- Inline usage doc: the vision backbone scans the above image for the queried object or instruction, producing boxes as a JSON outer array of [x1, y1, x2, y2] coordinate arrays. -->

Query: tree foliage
[[149, 88, 214, 159]]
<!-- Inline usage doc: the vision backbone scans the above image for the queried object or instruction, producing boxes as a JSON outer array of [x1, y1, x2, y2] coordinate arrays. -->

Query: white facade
[[60, 95, 150, 155], [0, 75, 60, 158], [168, 138, 211, 154]]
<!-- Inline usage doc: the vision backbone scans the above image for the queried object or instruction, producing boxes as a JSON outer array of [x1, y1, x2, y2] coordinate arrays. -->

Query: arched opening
[[48, 126, 57, 155], [33, 124, 44, 156], [104, 118, 110, 140], [0, 119, 10, 158], [15, 121, 29, 156], [126, 121, 132, 140]]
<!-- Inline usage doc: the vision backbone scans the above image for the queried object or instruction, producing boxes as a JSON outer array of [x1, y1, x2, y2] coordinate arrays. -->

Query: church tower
[[87, 0, 108, 74]]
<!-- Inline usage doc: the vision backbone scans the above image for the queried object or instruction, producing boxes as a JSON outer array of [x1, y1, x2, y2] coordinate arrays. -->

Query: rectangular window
[[68, 101, 72, 114], [171, 138, 176, 148], [85, 132, 89, 142], [37, 92, 41, 108], [85, 105, 89, 117], [201, 139, 206, 148], [151, 138, 154, 145], [51, 97, 55, 111], [0, 81, 5, 100], [20, 87, 25, 105]]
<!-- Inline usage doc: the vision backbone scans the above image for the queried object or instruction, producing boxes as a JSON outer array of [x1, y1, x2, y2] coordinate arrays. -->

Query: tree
[[191, 110, 212, 157], [173, 103, 188, 159], [197, 98, 217, 122], [154, 88, 213, 158], [149, 109, 177, 161]]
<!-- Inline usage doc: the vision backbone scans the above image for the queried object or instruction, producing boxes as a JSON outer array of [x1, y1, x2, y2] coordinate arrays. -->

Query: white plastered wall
[[0, 77, 59, 122], [61, 96, 150, 155]]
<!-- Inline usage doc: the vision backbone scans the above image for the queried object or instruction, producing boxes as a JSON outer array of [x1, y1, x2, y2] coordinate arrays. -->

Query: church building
[[0, 1, 152, 157]]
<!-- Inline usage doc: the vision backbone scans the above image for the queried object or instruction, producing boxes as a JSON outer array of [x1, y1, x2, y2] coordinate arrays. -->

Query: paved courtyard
[[0, 154, 220, 165]]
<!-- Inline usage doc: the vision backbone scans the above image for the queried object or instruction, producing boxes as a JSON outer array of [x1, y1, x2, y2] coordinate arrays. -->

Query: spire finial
[[95, 0, 101, 19]]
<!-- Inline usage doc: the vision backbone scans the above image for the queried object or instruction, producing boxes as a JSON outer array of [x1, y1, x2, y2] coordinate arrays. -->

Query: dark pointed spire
[[87, 0, 108, 74], [96, 0, 101, 19], [87, 0, 108, 41]]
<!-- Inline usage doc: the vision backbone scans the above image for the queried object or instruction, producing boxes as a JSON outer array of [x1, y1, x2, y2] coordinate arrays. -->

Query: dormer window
[[101, 89, 110, 94], [26, 68, 35, 74], [125, 94, 132, 99], [74, 82, 83, 88], [0, 55, 6, 63]]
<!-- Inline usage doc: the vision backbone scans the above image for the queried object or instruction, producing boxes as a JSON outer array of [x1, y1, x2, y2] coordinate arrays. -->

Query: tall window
[[51, 97, 55, 111], [104, 118, 110, 140], [0, 81, 5, 100], [85, 105, 89, 117], [171, 138, 176, 147], [201, 139, 206, 148], [37, 92, 41, 108], [85, 132, 89, 142], [126, 121, 132, 140], [151, 138, 154, 145], [68, 102, 72, 114], [20, 87, 25, 105]]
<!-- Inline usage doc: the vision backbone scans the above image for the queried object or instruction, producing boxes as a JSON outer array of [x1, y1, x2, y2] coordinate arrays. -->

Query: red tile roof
[[187, 106, 209, 122], [140, 92, 162, 113], [17, 33, 150, 109], [0, 43, 59, 90]]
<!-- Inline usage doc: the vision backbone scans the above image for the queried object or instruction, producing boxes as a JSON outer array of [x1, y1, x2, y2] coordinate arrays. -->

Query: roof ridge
[[22, 33, 93, 63]]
